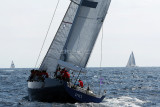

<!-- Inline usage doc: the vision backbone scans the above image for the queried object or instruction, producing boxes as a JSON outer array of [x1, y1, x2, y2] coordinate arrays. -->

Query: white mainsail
[[126, 52, 136, 67], [40, 0, 111, 75], [10, 61, 15, 69], [64, 0, 111, 67]]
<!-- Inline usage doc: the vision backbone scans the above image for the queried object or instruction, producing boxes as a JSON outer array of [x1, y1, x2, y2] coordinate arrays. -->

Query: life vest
[[45, 72, 49, 78], [60, 70, 65, 76], [42, 72, 49, 78], [79, 80, 83, 88], [65, 72, 70, 78]]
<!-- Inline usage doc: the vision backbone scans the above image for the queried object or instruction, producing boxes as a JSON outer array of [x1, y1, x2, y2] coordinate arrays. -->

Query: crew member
[[61, 68, 66, 79], [64, 70, 70, 82], [42, 70, 49, 78], [28, 69, 35, 81], [78, 79, 83, 88], [55, 67, 61, 77]]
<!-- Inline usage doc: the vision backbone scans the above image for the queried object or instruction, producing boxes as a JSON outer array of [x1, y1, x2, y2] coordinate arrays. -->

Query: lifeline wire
[[35, 0, 60, 68]]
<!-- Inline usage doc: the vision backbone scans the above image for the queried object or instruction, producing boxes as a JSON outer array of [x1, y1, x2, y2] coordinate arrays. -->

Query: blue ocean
[[0, 67, 159, 107]]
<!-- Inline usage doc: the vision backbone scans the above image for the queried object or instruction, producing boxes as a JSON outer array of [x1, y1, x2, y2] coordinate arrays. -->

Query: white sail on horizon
[[126, 52, 136, 67], [10, 61, 15, 69]]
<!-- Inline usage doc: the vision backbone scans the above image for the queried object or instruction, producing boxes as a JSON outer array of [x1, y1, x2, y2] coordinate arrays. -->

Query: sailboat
[[126, 52, 136, 67], [28, 0, 111, 103], [10, 61, 15, 69]]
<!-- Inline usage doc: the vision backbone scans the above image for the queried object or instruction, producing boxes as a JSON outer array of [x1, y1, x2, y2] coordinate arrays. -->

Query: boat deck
[[67, 82, 103, 98]]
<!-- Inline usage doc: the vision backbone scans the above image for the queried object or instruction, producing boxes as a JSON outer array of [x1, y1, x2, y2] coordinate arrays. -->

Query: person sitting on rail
[[55, 67, 61, 79], [28, 69, 35, 81], [63, 70, 70, 82], [87, 85, 90, 91], [57, 69, 61, 79], [42, 70, 49, 79], [33, 70, 39, 81], [60, 68, 66, 80]]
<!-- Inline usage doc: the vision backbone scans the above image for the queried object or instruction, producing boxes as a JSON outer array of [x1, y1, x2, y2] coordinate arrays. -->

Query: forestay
[[63, 0, 111, 67], [40, 0, 82, 75]]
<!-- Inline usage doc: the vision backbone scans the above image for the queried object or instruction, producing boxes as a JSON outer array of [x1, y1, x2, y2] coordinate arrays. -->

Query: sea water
[[0, 67, 159, 107]]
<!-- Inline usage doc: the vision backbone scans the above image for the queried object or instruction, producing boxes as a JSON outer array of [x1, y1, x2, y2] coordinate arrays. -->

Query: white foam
[[18, 96, 147, 107], [101, 96, 146, 107], [74, 96, 147, 107]]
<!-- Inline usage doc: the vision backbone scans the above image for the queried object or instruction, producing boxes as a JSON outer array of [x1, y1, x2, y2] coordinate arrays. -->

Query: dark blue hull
[[64, 83, 105, 103], [28, 79, 105, 103], [28, 86, 76, 102], [28, 81, 76, 102]]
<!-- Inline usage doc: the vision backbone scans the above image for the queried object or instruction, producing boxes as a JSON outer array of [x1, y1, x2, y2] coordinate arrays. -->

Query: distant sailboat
[[10, 61, 15, 69], [126, 52, 136, 67]]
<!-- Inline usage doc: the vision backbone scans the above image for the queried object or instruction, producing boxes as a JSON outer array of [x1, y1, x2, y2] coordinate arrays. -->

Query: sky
[[0, 0, 160, 68]]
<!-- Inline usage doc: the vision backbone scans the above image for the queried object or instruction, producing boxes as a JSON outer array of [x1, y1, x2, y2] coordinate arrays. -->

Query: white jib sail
[[40, 0, 82, 75]]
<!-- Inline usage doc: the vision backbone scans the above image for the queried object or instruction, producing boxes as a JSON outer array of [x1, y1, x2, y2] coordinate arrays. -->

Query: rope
[[100, 25, 104, 68], [34, 0, 60, 68], [98, 25, 104, 94], [99, 24, 107, 95]]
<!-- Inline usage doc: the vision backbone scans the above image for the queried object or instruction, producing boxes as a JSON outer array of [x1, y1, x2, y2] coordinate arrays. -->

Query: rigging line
[[34, 0, 61, 68], [100, 25, 104, 68], [99, 25, 104, 95]]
